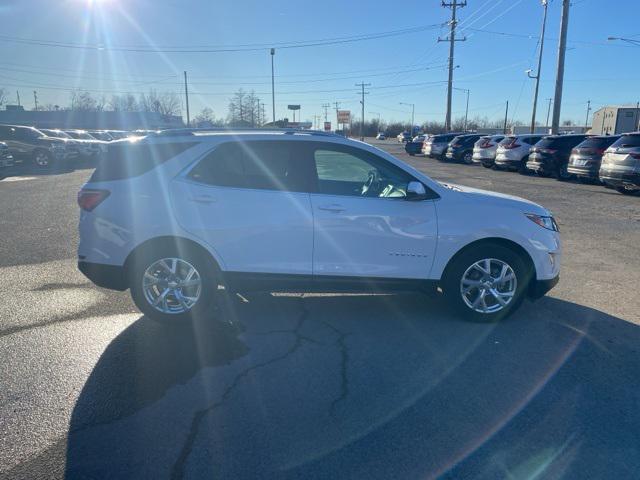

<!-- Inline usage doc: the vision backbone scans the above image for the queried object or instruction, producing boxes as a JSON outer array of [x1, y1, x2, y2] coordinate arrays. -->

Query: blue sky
[[0, 0, 638, 126]]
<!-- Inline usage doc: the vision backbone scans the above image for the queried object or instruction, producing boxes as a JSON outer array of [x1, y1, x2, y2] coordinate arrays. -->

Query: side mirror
[[406, 181, 428, 201]]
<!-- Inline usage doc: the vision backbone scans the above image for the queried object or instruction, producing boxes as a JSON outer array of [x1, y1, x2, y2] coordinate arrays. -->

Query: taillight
[[479, 141, 492, 148], [538, 148, 557, 154], [504, 143, 521, 149], [78, 189, 110, 211], [631, 153, 640, 160], [595, 148, 606, 156]]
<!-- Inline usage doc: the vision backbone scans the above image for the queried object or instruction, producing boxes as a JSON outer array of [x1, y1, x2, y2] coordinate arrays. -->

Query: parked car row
[[0, 124, 148, 169], [415, 131, 640, 195]]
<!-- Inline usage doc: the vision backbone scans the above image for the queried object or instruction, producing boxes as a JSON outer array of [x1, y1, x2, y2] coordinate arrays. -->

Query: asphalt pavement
[[1, 143, 639, 479]]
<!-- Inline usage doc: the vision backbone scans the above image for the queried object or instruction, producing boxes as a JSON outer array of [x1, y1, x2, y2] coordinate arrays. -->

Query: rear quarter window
[[89, 141, 198, 182], [610, 134, 640, 149]]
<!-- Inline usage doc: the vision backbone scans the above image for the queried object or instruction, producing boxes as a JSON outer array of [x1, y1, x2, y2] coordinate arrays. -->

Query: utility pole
[[527, 0, 548, 133], [251, 97, 255, 127], [321, 103, 330, 122], [439, 0, 466, 131], [334, 101, 341, 132], [33, 90, 38, 111], [183, 71, 190, 126], [270, 48, 276, 124], [16, 90, 20, 106], [356, 83, 370, 141], [545, 98, 553, 130], [503, 100, 509, 134], [551, 0, 571, 134], [636, 101, 640, 132], [262, 104, 266, 127], [584, 100, 591, 131]]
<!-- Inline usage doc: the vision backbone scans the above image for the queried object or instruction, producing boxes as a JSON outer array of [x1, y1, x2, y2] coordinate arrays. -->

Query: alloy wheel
[[35, 151, 49, 167], [142, 257, 202, 314], [460, 258, 517, 314]]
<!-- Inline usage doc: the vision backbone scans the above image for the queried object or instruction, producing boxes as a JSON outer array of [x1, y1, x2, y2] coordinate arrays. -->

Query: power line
[[0, 23, 445, 53]]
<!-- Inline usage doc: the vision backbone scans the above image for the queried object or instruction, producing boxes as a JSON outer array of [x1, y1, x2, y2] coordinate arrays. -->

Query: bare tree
[[227, 89, 263, 126], [0, 88, 6, 107], [193, 107, 215, 124], [109, 93, 138, 112], [139, 89, 181, 117], [70, 90, 98, 111]]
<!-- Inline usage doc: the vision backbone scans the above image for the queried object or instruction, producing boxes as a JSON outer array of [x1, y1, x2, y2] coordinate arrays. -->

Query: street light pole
[[270, 48, 276, 124], [584, 99, 591, 131], [527, 0, 548, 134], [545, 98, 553, 130], [453, 87, 470, 131], [400, 102, 415, 135]]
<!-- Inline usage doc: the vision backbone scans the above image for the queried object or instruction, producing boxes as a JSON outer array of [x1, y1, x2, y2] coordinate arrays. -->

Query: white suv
[[494, 134, 544, 173], [78, 130, 561, 323]]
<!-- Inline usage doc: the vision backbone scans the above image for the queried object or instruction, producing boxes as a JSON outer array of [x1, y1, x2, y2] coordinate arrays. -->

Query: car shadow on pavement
[[54, 293, 640, 479]]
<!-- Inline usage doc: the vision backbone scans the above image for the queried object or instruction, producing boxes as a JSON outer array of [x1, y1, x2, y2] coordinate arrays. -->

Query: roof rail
[[149, 127, 342, 138]]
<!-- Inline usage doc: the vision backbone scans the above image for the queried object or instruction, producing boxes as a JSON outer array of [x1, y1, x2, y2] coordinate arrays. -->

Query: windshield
[[66, 131, 96, 140]]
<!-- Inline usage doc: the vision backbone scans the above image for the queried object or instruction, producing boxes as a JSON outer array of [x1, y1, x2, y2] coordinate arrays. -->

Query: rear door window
[[189, 141, 315, 193]]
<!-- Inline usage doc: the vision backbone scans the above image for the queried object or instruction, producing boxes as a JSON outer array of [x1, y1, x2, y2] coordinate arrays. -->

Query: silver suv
[[494, 134, 544, 173]]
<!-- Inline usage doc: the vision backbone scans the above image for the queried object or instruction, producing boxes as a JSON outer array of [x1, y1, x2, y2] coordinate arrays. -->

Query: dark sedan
[[527, 134, 587, 180], [444, 134, 483, 164], [567, 135, 620, 182], [404, 135, 428, 156]]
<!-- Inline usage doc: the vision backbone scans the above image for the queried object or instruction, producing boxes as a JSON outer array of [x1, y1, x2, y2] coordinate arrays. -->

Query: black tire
[[518, 157, 531, 175], [616, 186, 639, 196], [32, 149, 53, 168], [129, 245, 218, 323], [481, 162, 493, 169], [555, 163, 573, 181], [462, 151, 473, 164], [442, 243, 531, 323], [409, 153, 415, 156]]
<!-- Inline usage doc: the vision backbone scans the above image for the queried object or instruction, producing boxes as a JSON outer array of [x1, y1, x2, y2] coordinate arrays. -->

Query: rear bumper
[[599, 169, 640, 188], [78, 261, 128, 291], [526, 157, 554, 174], [528, 275, 559, 300], [567, 164, 599, 178]]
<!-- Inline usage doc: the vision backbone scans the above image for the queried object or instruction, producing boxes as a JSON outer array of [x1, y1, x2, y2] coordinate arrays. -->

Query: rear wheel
[[129, 246, 218, 323], [518, 156, 530, 175], [481, 162, 493, 169], [462, 152, 473, 164], [442, 244, 531, 322], [556, 163, 573, 181]]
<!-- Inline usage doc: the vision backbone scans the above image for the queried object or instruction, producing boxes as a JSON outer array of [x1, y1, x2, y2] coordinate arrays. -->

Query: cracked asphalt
[[1, 142, 639, 479]]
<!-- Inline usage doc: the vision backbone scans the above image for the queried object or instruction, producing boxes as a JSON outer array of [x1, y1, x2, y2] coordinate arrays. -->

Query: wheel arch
[[123, 236, 222, 284], [440, 237, 536, 287]]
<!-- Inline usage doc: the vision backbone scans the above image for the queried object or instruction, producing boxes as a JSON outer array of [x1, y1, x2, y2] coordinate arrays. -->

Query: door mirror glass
[[406, 181, 428, 201]]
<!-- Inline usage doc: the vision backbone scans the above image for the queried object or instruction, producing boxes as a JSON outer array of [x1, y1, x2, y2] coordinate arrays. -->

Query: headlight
[[526, 213, 559, 232]]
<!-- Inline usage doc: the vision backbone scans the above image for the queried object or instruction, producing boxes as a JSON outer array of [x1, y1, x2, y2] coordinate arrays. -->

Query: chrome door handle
[[189, 195, 216, 204], [318, 204, 345, 213]]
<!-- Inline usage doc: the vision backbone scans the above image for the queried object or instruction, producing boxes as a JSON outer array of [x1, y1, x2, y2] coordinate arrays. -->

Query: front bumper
[[528, 275, 559, 300], [78, 261, 128, 291]]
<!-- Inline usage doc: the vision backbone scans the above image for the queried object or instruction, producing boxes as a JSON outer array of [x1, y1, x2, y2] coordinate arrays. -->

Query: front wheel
[[129, 247, 217, 323], [33, 149, 52, 168], [442, 244, 531, 322], [616, 186, 639, 195]]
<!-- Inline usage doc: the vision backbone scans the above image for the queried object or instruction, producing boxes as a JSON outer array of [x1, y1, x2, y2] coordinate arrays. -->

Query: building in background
[[591, 106, 640, 135], [0, 108, 183, 130]]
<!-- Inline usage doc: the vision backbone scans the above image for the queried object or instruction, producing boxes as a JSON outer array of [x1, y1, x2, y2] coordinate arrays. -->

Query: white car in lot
[[472, 135, 505, 167], [78, 130, 561, 323], [494, 134, 544, 173], [375, 133, 386, 140]]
